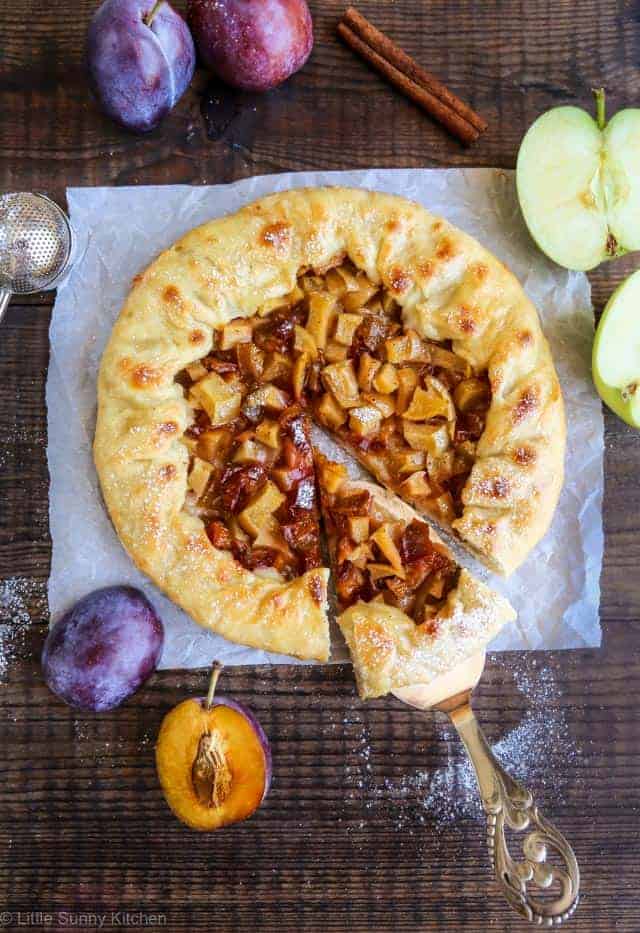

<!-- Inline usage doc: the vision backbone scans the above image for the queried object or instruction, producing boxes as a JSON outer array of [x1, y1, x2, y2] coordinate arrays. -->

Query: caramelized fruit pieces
[[315, 454, 457, 625], [156, 663, 271, 831], [190, 403, 322, 580], [190, 371, 242, 425], [181, 257, 493, 556]]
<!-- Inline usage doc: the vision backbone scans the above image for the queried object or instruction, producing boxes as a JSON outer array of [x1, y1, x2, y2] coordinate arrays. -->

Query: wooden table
[[1, 2, 639, 930]]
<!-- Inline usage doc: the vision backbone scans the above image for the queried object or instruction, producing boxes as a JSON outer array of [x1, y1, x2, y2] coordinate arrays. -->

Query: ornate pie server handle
[[449, 701, 580, 925]]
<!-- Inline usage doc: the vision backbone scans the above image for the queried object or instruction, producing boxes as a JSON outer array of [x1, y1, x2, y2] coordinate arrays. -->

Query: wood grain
[[1, 1, 640, 929]]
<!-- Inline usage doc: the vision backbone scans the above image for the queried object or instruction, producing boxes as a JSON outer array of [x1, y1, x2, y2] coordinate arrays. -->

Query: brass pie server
[[393, 653, 580, 925]]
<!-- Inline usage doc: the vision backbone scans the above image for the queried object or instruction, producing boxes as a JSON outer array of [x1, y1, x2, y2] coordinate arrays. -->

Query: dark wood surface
[[1, 1, 639, 930]]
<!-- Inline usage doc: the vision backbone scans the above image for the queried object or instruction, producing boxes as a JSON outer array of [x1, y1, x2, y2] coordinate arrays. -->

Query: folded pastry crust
[[324, 478, 516, 698], [95, 187, 563, 657]]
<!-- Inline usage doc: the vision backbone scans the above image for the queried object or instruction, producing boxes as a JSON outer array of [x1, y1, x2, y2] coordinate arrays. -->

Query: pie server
[[393, 653, 580, 925]]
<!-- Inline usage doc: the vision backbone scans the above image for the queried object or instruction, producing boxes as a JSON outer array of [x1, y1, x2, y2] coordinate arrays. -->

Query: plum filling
[[179, 352, 322, 578], [178, 259, 491, 575], [317, 458, 459, 628]]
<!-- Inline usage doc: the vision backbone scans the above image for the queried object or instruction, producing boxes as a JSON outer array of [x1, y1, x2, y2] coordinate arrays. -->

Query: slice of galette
[[315, 454, 516, 699]]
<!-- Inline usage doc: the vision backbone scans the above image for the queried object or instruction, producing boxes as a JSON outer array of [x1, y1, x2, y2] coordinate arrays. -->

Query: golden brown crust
[[93, 437, 330, 660], [329, 479, 515, 699], [95, 187, 563, 657], [339, 578, 514, 700]]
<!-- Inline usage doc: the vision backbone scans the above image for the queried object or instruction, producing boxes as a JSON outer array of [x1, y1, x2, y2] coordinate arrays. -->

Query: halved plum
[[155, 663, 271, 831]]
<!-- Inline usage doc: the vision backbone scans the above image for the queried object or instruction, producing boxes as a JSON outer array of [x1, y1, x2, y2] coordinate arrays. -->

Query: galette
[[94, 187, 564, 695]]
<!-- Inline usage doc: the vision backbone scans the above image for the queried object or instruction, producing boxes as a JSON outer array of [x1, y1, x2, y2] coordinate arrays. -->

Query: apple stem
[[594, 88, 606, 130], [205, 661, 223, 710], [144, 1, 164, 28]]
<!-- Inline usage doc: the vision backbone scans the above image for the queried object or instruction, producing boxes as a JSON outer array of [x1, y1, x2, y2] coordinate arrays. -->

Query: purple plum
[[42, 586, 164, 712], [87, 0, 196, 133], [188, 0, 313, 92]]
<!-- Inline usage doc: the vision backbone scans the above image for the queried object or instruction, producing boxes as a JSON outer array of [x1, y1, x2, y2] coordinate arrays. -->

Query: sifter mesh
[[0, 192, 72, 294]]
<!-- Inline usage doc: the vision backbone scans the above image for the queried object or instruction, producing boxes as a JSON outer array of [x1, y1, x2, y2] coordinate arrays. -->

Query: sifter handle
[[0, 287, 12, 325]]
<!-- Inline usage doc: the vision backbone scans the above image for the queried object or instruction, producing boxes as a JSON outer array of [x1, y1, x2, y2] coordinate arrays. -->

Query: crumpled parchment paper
[[46, 169, 604, 668]]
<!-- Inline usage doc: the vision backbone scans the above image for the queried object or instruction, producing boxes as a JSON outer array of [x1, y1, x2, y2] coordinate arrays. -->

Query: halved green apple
[[517, 90, 640, 271], [593, 269, 640, 428]]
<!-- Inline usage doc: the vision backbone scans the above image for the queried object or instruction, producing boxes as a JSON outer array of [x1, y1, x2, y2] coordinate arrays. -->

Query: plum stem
[[593, 88, 606, 130], [205, 662, 223, 709], [144, 1, 164, 28]]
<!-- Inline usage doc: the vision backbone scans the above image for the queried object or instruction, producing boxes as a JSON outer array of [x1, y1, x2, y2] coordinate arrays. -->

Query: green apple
[[593, 268, 640, 428], [516, 90, 640, 271]]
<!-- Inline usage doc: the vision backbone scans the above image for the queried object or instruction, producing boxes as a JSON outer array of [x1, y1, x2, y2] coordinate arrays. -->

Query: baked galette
[[315, 454, 515, 698], [94, 187, 565, 684]]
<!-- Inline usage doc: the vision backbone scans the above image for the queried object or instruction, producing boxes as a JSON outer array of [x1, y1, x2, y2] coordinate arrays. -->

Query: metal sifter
[[0, 192, 74, 324]]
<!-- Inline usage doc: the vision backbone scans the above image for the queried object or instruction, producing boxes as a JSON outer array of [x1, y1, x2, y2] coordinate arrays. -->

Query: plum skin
[[87, 0, 196, 133], [42, 586, 164, 712], [188, 0, 313, 92]]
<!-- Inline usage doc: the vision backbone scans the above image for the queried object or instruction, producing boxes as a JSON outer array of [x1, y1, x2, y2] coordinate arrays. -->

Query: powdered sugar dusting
[[0, 577, 47, 681], [72, 719, 154, 767], [348, 657, 581, 831]]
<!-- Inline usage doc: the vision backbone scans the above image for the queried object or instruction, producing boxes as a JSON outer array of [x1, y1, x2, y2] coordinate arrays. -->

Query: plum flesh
[[87, 0, 196, 133], [188, 0, 313, 92], [156, 664, 271, 830], [42, 586, 164, 712]]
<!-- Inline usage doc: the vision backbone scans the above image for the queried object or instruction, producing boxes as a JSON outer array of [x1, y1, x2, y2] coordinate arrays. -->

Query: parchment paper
[[46, 169, 604, 668]]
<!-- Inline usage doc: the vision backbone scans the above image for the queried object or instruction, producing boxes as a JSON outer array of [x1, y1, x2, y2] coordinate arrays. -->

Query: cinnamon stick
[[343, 7, 487, 134], [337, 8, 487, 146]]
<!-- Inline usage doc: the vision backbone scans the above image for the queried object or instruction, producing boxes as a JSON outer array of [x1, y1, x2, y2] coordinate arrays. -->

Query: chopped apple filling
[[372, 362, 399, 394], [190, 372, 242, 426], [245, 383, 290, 414], [334, 313, 364, 346], [323, 341, 349, 363], [349, 405, 382, 437], [306, 292, 337, 349], [181, 390, 322, 579], [321, 360, 360, 408], [239, 481, 285, 538], [254, 419, 280, 449], [218, 319, 252, 351], [178, 257, 492, 581], [236, 342, 265, 380], [186, 361, 208, 382], [357, 353, 381, 391], [188, 458, 214, 498], [316, 392, 348, 429], [316, 456, 458, 626]]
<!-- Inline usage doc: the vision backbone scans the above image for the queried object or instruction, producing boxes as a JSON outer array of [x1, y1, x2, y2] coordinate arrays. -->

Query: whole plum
[[42, 586, 164, 712], [87, 0, 196, 133], [188, 0, 313, 92]]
